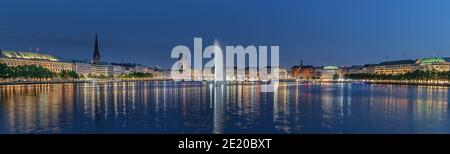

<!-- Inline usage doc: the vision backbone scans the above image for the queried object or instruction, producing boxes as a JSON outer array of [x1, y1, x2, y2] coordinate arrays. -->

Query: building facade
[[319, 66, 339, 80], [0, 50, 73, 73], [290, 65, 315, 80], [417, 57, 450, 72], [73, 62, 92, 76], [92, 64, 113, 76], [373, 60, 417, 75]]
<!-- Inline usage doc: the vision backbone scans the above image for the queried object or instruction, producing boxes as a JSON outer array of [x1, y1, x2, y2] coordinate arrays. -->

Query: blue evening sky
[[1, 0, 450, 68]]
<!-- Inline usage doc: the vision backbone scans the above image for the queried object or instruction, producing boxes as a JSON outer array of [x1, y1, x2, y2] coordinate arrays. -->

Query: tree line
[[119, 72, 153, 79], [345, 70, 450, 80], [0, 64, 155, 82], [0, 64, 79, 81]]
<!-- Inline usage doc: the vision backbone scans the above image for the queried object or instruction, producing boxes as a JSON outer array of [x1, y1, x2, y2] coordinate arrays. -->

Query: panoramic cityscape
[[4, 0, 450, 152], [1, 0, 450, 139], [0, 32, 449, 134], [1, 35, 449, 85]]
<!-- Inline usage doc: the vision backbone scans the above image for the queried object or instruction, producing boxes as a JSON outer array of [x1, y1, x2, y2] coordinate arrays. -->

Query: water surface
[[0, 81, 449, 134]]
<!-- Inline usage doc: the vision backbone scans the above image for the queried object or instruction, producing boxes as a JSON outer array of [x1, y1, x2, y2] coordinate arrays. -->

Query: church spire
[[93, 33, 100, 64]]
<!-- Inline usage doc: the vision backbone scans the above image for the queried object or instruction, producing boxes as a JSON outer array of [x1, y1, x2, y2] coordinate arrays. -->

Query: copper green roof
[[416, 57, 445, 64], [323, 66, 338, 70], [0, 50, 59, 61]]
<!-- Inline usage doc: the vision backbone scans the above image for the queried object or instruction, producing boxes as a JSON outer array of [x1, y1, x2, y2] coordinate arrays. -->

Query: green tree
[[332, 74, 340, 80], [0, 64, 11, 81], [345, 70, 450, 81], [0, 64, 57, 81], [124, 72, 153, 79], [59, 70, 79, 79]]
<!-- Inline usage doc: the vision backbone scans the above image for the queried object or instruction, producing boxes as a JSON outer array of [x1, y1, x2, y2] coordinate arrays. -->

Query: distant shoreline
[[363, 80, 450, 87], [0, 79, 168, 85], [0, 79, 449, 87], [306, 80, 450, 87]]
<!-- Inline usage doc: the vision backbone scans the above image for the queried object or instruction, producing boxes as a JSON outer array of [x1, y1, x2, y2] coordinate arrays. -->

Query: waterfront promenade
[[0, 78, 168, 85], [1, 78, 449, 87]]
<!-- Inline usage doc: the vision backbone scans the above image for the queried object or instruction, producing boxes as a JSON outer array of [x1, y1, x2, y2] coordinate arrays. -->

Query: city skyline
[[2, 0, 450, 68], [2, 1, 450, 152]]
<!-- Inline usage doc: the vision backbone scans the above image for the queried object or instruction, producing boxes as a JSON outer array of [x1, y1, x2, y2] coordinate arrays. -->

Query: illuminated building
[[112, 64, 128, 76], [290, 65, 315, 80], [346, 66, 364, 74], [162, 70, 172, 79], [1, 34, 161, 79], [92, 63, 113, 76], [150, 69, 164, 79], [360, 64, 377, 74], [374, 60, 417, 75], [129, 64, 153, 73], [0, 50, 73, 73], [225, 67, 236, 81], [245, 67, 259, 81], [73, 61, 114, 77], [278, 66, 288, 80], [89, 34, 112, 76], [72, 35, 160, 78], [416, 57, 450, 72], [174, 56, 192, 80], [73, 61, 92, 76], [350, 57, 450, 76], [177, 65, 289, 82], [368, 57, 450, 75], [74, 34, 161, 78], [245, 66, 287, 81], [191, 68, 203, 81], [318, 66, 339, 80]]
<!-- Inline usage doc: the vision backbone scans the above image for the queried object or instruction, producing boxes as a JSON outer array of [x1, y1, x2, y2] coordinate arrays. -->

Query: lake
[[0, 81, 449, 134]]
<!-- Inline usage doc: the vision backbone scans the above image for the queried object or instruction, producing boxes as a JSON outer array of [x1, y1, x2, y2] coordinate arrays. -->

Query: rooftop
[[416, 57, 446, 64], [378, 60, 415, 66], [0, 50, 59, 61], [291, 65, 314, 69], [323, 66, 338, 70]]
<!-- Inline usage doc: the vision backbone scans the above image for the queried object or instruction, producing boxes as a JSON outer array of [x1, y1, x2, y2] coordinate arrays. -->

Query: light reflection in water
[[0, 81, 449, 134]]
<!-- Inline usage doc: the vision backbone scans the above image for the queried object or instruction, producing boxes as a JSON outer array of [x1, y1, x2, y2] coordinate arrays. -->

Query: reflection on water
[[0, 81, 449, 134]]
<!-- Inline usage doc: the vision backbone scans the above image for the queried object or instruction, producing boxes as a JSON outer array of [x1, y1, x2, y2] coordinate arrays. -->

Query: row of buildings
[[169, 56, 290, 81], [290, 65, 341, 80], [1, 34, 448, 81], [146, 55, 450, 81], [0, 50, 161, 78], [290, 57, 450, 80], [169, 67, 290, 81], [0, 35, 161, 79]]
